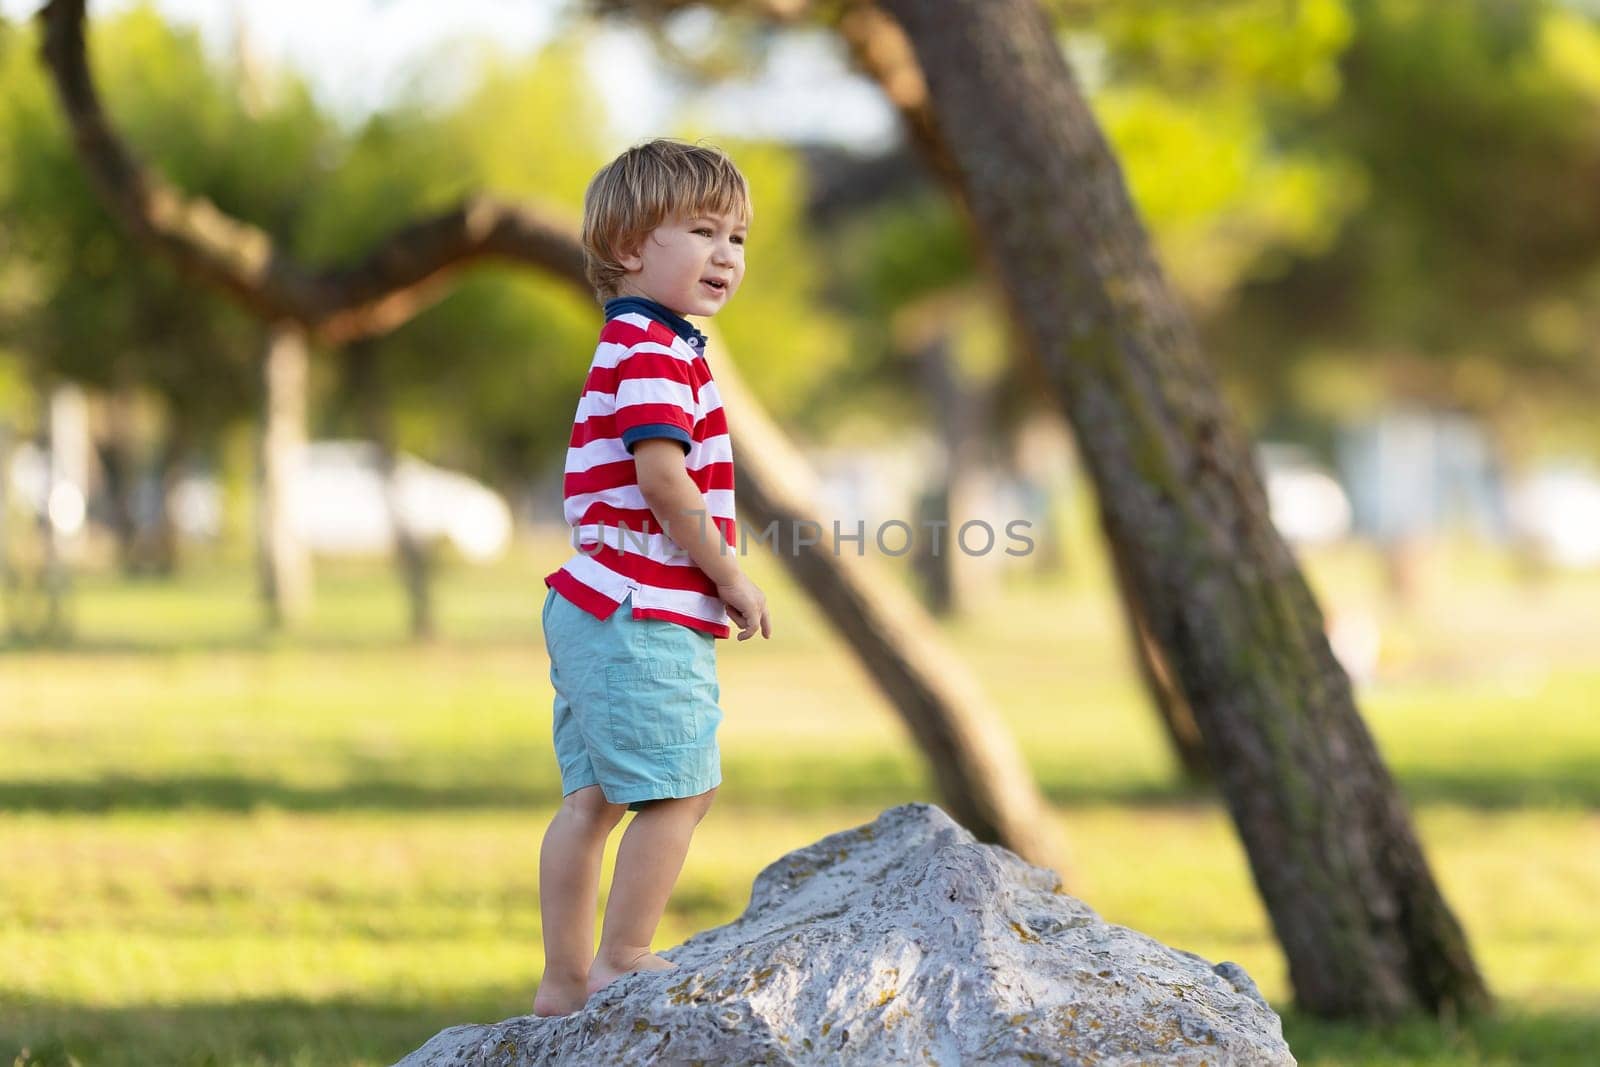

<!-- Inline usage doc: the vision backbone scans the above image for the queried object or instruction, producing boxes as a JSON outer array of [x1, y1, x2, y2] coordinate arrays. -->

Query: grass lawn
[[2, 530, 1597, 1065]]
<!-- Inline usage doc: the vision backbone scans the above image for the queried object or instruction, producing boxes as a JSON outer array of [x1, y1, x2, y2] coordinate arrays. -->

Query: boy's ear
[[615, 232, 645, 273]]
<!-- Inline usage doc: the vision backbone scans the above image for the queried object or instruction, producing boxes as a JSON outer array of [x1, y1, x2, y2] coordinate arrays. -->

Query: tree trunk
[[877, 0, 1490, 1021], [345, 339, 434, 642], [99, 384, 142, 573], [148, 413, 191, 576], [258, 323, 312, 628], [0, 422, 11, 610], [912, 330, 986, 616], [7, 389, 77, 643], [41, 384, 87, 639]]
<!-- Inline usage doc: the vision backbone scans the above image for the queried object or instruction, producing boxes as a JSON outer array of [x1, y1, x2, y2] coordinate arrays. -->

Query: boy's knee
[[638, 786, 717, 821], [689, 785, 717, 821], [562, 786, 627, 830]]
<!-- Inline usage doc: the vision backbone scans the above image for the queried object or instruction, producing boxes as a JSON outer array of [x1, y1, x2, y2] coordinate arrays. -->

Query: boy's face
[[616, 208, 747, 318]]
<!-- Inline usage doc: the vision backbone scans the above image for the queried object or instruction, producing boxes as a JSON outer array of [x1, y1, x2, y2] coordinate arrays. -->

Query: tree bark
[[345, 339, 435, 642], [98, 385, 142, 573], [0, 423, 11, 612], [258, 324, 312, 629], [148, 412, 191, 576], [911, 330, 987, 616], [875, 0, 1490, 1021], [37, 0, 1066, 871]]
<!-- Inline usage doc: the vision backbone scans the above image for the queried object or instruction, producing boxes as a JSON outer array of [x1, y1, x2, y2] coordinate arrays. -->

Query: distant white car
[[7, 437, 512, 561], [1510, 464, 1600, 569], [1258, 443, 1354, 547], [292, 441, 512, 562]]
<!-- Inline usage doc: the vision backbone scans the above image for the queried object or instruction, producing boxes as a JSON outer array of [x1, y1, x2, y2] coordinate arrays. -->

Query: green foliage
[[300, 43, 618, 476], [438, 46, 609, 208], [1215, 0, 1600, 439], [1054, 0, 1361, 310], [849, 190, 973, 312], [802, 1, 1365, 435], [794, 187, 979, 435], [1096, 85, 1363, 311], [0, 6, 334, 439], [1071, 0, 1352, 101], [1, 9, 848, 482]]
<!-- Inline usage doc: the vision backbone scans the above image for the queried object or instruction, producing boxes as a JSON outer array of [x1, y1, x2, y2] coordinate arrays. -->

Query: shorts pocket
[[604, 661, 705, 750]]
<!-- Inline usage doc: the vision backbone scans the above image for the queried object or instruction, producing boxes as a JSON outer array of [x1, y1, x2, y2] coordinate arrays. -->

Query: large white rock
[[394, 803, 1295, 1065]]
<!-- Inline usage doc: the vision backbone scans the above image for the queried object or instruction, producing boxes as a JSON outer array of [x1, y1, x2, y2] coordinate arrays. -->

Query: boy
[[532, 139, 772, 1018]]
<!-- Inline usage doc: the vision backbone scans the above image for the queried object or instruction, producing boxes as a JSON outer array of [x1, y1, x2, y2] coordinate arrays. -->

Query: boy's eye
[[731, 235, 745, 245]]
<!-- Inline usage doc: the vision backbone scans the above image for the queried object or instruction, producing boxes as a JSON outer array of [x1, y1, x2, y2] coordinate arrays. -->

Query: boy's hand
[[717, 574, 771, 641]]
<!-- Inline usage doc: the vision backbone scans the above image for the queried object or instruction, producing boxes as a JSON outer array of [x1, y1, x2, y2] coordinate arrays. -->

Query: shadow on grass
[[2, 988, 520, 1067], [1280, 1005, 1600, 1066], [0, 632, 541, 658], [0, 775, 555, 814], [1392, 767, 1600, 810], [6, 993, 1599, 1067], [2, 754, 1596, 814], [0, 758, 1212, 816]]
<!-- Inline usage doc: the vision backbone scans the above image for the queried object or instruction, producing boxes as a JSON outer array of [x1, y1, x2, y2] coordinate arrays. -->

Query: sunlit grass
[[2, 530, 1597, 1065]]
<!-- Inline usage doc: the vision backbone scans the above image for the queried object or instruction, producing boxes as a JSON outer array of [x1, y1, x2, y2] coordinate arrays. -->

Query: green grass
[[2, 532, 1598, 1065]]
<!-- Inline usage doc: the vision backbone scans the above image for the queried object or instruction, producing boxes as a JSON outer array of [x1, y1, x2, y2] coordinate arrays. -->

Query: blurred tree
[[0, 7, 301, 573], [867, 0, 1490, 1023], [1214, 0, 1600, 449], [1038, 1, 1382, 689]]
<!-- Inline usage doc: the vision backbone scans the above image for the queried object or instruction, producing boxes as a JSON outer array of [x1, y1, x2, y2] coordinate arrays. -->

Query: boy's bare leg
[[587, 786, 717, 996], [533, 785, 627, 1016]]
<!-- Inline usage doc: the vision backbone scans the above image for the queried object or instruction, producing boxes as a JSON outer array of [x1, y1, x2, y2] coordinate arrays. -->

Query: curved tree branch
[[39, 0, 585, 344]]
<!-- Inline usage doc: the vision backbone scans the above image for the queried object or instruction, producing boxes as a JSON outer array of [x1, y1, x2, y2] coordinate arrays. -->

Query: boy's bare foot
[[585, 947, 677, 997], [531, 974, 589, 1017]]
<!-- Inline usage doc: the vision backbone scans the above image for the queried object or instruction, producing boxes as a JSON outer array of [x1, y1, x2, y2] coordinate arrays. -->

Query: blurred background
[[1, 1, 1597, 1064]]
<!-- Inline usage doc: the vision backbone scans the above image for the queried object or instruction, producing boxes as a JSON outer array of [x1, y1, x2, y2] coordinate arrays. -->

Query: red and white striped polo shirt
[[544, 295, 737, 638]]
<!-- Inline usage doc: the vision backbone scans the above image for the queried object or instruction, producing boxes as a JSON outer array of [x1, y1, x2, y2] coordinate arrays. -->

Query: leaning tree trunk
[[875, 0, 1490, 1021], [258, 323, 312, 628], [828, 0, 1221, 792], [38, 0, 1064, 872]]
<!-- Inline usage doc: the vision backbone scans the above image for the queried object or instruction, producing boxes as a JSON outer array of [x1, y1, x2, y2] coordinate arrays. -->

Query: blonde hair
[[581, 138, 753, 303]]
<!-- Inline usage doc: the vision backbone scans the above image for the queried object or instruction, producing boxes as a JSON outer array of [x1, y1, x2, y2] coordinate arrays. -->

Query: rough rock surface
[[394, 803, 1295, 1066]]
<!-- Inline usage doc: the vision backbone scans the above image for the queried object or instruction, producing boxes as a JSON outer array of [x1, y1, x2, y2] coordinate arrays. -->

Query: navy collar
[[603, 295, 707, 351]]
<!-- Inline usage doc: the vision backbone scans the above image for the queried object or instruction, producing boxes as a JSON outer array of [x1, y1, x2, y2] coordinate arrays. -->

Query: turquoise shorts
[[542, 587, 723, 811]]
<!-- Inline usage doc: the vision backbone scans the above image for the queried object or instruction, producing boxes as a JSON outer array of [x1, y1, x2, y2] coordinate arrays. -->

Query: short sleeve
[[613, 344, 697, 454]]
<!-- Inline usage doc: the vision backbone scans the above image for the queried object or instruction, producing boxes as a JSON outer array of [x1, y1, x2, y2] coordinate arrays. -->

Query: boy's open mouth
[[701, 278, 727, 292]]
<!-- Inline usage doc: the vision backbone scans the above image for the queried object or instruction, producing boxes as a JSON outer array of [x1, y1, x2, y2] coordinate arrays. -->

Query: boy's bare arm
[[634, 439, 772, 640]]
